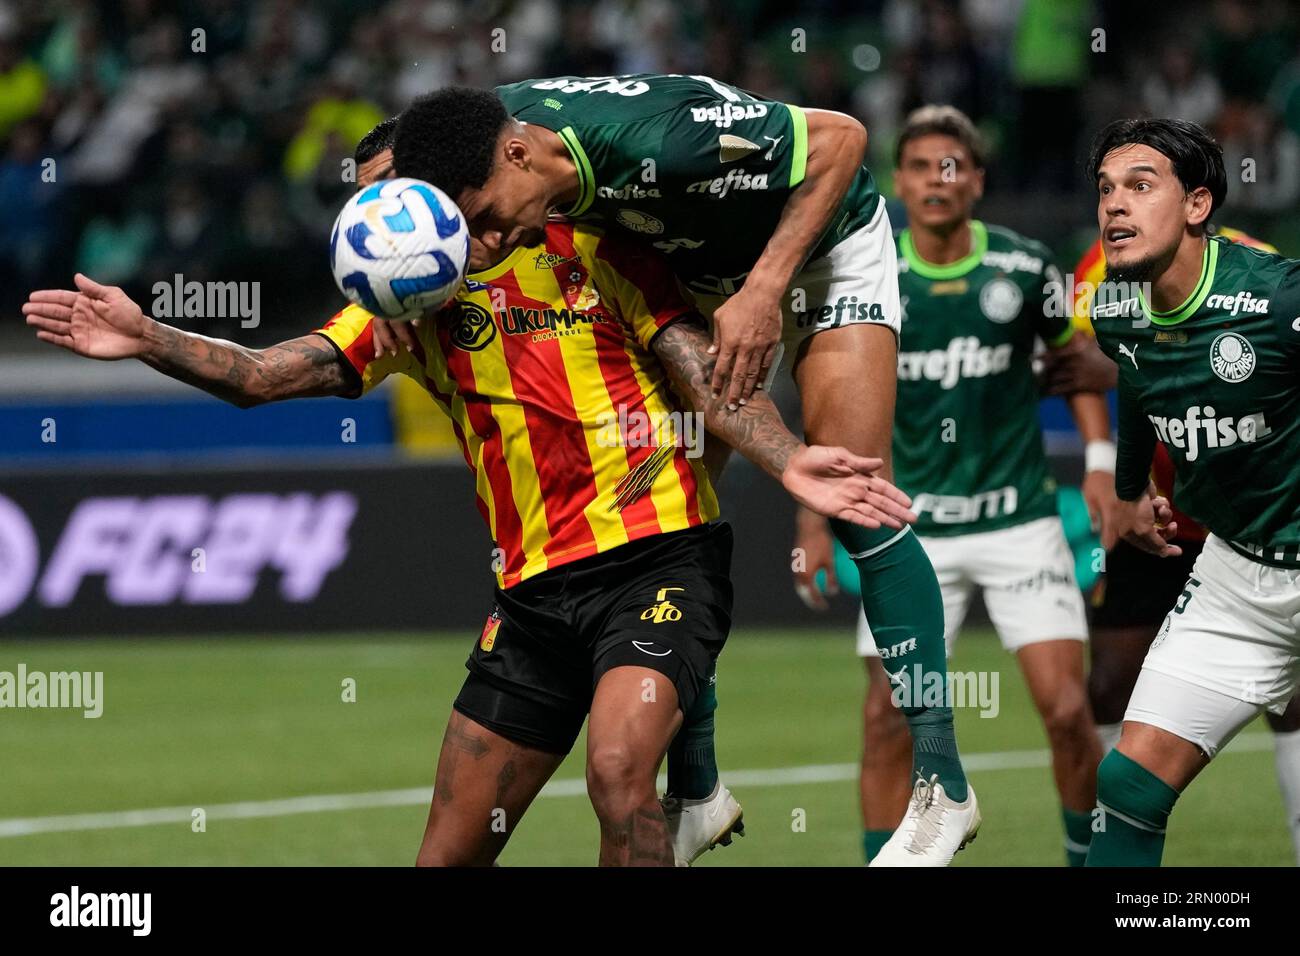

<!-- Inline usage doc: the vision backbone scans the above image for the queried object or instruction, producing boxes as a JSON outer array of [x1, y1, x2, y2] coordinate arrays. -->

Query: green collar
[[1140, 238, 1219, 326], [900, 220, 988, 279], [555, 126, 595, 217]]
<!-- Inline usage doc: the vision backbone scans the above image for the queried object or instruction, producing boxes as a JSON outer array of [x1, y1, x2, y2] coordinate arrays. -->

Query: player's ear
[[1185, 185, 1212, 230], [503, 128, 530, 171], [971, 165, 986, 202]]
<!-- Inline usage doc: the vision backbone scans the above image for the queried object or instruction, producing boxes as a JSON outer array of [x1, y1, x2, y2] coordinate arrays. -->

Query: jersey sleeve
[[1034, 250, 1074, 348], [1114, 368, 1156, 501], [584, 229, 697, 349], [314, 304, 421, 396]]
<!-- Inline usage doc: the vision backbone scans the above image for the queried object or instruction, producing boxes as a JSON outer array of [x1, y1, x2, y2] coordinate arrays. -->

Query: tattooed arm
[[24, 274, 355, 407], [139, 325, 354, 407], [653, 316, 800, 481], [652, 316, 916, 530]]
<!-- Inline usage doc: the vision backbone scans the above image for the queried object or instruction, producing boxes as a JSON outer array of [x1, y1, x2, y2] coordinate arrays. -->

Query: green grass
[[0, 630, 1291, 866]]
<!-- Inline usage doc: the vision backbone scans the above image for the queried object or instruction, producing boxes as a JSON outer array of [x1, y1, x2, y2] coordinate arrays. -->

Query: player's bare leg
[[586, 665, 684, 866], [416, 710, 564, 866], [860, 657, 914, 861], [1087, 623, 1154, 752], [1017, 639, 1102, 864], [797, 323, 975, 865]]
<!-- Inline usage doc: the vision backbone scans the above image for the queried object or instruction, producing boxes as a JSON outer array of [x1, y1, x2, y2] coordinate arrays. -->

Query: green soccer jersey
[[1093, 236, 1300, 566], [495, 74, 880, 296], [893, 221, 1074, 537]]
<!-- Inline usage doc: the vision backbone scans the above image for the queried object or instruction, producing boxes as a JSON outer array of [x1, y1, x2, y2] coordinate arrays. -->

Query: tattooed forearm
[[653, 318, 801, 480], [139, 323, 353, 407]]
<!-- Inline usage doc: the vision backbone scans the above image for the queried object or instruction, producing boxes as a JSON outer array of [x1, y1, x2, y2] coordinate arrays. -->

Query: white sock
[[1273, 729, 1300, 865], [1096, 722, 1123, 754]]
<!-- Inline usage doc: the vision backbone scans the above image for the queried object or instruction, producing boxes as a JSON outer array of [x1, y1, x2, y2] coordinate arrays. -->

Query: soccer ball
[[329, 177, 470, 319]]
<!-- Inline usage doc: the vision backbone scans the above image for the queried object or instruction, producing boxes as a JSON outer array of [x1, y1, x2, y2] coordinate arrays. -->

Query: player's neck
[[910, 219, 973, 265], [529, 125, 581, 211], [1148, 233, 1210, 313]]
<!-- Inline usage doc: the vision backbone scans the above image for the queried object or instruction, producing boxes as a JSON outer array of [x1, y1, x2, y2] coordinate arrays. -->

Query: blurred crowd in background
[[1, 0, 1298, 342]]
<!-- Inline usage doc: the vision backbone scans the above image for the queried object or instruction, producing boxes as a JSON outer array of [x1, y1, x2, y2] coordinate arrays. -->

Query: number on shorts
[[1173, 576, 1201, 614]]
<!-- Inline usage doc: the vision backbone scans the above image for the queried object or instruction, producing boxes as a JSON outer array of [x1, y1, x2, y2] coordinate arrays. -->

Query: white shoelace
[[904, 774, 948, 853]]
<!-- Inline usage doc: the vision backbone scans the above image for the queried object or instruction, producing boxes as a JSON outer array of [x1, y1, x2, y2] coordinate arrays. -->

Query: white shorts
[[856, 516, 1089, 657], [1125, 534, 1300, 756], [686, 197, 901, 379]]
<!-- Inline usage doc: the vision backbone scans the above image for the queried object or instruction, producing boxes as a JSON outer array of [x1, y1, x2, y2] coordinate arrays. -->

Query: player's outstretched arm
[[23, 274, 354, 407], [654, 317, 915, 531]]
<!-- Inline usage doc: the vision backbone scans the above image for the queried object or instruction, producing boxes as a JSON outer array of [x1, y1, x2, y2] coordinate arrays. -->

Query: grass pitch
[[0, 629, 1291, 866]]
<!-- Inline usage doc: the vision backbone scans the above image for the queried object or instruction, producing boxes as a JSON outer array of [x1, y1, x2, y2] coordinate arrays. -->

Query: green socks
[[833, 520, 968, 802], [666, 669, 719, 800], [1063, 808, 1094, 867], [1086, 749, 1180, 866], [863, 829, 893, 863]]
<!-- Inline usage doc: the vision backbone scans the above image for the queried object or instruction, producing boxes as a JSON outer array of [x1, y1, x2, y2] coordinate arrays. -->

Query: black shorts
[[1090, 537, 1204, 629], [453, 522, 734, 754]]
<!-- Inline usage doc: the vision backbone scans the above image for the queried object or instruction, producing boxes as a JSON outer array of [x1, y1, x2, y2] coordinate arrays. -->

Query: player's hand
[[708, 283, 783, 408], [1039, 336, 1118, 395], [23, 274, 150, 360], [781, 445, 916, 534], [1082, 468, 1118, 543], [372, 316, 421, 358], [1110, 482, 1182, 557], [792, 506, 838, 611]]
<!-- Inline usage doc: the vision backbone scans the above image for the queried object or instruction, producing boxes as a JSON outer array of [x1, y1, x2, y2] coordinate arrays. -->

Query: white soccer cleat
[[660, 782, 745, 866], [869, 775, 980, 867]]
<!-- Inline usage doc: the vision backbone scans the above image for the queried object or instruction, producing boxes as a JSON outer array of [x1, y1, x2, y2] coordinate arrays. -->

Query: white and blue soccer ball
[[329, 177, 470, 319]]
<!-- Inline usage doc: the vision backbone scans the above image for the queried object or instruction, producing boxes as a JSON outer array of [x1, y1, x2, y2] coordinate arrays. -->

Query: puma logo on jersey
[[1118, 343, 1139, 368], [1147, 405, 1272, 461], [762, 135, 783, 160]]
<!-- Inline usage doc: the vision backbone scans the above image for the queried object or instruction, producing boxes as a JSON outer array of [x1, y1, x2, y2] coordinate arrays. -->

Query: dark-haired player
[[24, 149, 915, 866], [1082, 118, 1300, 866], [797, 106, 1111, 865], [390, 75, 975, 866], [1046, 228, 1300, 864]]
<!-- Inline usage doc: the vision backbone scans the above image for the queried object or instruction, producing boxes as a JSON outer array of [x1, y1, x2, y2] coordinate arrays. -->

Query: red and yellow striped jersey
[[1072, 227, 1278, 542], [316, 220, 719, 589]]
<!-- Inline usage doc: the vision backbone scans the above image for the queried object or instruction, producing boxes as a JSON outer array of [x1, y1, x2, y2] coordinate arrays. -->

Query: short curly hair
[[354, 116, 399, 165], [392, 87, 511, 199]]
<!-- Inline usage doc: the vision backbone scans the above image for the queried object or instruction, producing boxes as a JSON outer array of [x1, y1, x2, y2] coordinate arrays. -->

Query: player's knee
[[586, 742, 652, 815], [1040, 688, 1093, 749]]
